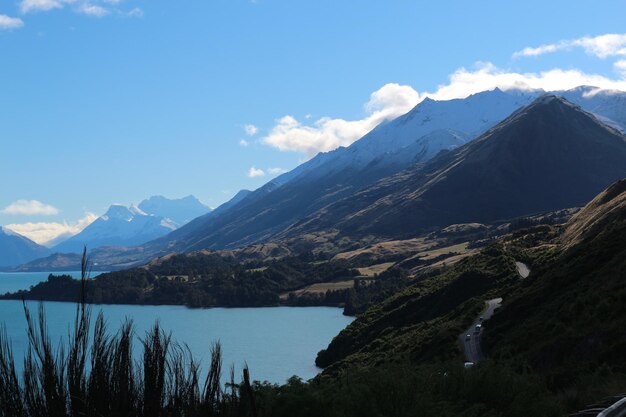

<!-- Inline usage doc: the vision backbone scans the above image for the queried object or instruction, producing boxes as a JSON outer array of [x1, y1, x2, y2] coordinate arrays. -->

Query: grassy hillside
[[484, 179, 626, 408], [312, 179, 626, 413], [316, 245, 520, 371]]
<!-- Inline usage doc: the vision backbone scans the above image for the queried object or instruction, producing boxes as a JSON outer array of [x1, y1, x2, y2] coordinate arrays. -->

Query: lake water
[[0, 272, 353, 384]]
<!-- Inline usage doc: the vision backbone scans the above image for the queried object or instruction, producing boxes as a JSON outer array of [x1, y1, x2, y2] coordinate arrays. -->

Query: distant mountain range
[[0, 227, 50, 268], [137, 195, 211, 227], [51, 195, 211, 255], [132, 86, 626, 254], [11, 86, 626, 270]]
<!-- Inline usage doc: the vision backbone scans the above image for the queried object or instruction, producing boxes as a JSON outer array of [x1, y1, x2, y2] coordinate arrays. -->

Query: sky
[[1, 0, 626, 244]]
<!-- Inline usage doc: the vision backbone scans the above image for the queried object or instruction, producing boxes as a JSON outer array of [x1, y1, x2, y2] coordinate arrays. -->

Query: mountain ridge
[[283, 95, 626, 238], [0, 226, 51, 267]]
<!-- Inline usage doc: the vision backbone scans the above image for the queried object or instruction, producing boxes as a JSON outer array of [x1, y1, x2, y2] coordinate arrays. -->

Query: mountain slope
[[140, 89, 541, 253], [0, 227, 51, 267], [143, 88, 626, 254], [288, 95, 626, 238], [484, 179, 626, 394], [313, 178, 626, 410], [53, 204, 176, 253]]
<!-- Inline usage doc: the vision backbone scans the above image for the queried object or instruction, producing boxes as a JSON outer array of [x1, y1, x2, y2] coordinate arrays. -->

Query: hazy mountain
[[138, 195, 211, 227], [53, 204, 177, 254], [288, 95, 626, 238], [0, 227, 51, 267]]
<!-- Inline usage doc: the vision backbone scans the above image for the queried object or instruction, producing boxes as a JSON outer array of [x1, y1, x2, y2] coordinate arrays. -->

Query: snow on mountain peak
[[129, 204, 148, 216], [102, 204, 135, 222]]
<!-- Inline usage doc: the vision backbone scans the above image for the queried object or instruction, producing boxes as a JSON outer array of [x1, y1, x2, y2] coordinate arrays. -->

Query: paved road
[[460, 297, 502, 363], [460, 262, 529, 364], [515, 262, 530, 278]]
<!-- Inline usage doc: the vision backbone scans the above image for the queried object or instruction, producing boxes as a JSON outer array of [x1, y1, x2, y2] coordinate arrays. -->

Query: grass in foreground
[[0, 250, 259, 417]]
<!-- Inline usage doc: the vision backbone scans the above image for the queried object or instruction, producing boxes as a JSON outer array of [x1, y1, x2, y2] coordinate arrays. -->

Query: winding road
[[460, 297, 502, 363], [460, 261, 531, 364]]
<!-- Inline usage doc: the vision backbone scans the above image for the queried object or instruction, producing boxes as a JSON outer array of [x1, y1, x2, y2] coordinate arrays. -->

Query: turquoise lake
[[0, 272, 353, 384]]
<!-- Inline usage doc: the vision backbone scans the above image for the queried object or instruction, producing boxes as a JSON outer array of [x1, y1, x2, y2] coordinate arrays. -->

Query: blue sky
[[1, 0, 626, 244]]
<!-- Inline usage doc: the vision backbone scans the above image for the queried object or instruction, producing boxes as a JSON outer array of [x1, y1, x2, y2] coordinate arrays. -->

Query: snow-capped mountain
[[274, 86, 626, 187], [559, 86, 626, 132], [138, 195, 211, 227], [52, 204, 177, 254], [0, 227, 51, 267], [139, 86, 626, 254]]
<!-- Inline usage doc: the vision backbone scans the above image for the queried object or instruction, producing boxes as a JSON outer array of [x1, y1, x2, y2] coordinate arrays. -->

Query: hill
[[312, 178, 626, 410], [484, 178, 626, 401]]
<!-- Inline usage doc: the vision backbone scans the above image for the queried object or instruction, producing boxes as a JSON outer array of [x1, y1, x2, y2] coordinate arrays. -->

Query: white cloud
[[268, 167, 287, 175], [261, 64, 626, 157], [77, 3, 109, 16], [513, 33, 626, 59], [615, 60, 626, 77], [239, 139, 249, 147], [19, 0, 64, 13], [1, 200, 59, 216], [125, 7, 143, 17], [5, 213, 97, 245], [247, 166, 265, 177], [19, 0, 141, 18], [0, 15, 24, 29], [422, 62, 626, 101], [262, 83, 420, 157], [244, 124, 259, 136]]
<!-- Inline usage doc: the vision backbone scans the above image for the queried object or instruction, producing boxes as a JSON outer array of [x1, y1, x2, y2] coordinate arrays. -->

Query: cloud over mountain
[[260, 34, 626, 158], [5, 213, 98, 245]]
